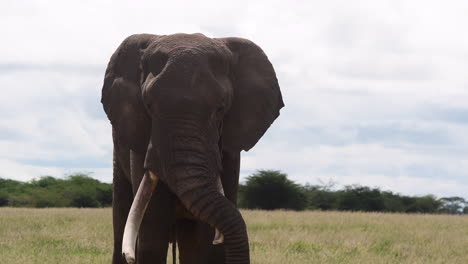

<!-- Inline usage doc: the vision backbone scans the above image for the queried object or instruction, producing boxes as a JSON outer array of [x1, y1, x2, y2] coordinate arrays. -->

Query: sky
[[1, 0, 468, 198]]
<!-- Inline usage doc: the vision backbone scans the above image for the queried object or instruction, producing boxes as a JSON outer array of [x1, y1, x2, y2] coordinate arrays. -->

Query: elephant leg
[[176, 219, 223, 264], [176, 218, 201, 264], [112, 145, 133, 264], [130, 150, 175, 264], [200, 222, 225, 264]]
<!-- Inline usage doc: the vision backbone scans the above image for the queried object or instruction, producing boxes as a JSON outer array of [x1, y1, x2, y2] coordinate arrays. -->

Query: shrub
[[0, 174, 112, 208], [240, 170, 307, 210]]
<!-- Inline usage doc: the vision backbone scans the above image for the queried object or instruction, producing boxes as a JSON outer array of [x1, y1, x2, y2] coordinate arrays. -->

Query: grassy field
[[0, 208, 467, 263]]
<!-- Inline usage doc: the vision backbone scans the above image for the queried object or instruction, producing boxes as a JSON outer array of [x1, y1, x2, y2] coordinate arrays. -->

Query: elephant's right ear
[[101, 34, 159, 151]]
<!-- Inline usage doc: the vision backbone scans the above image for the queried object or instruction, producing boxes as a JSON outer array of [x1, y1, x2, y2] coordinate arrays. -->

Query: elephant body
[[101, 33, 283, 264]]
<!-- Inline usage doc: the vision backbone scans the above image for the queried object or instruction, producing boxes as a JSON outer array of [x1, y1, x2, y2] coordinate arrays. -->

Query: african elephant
[[101, 33, 284, 264]]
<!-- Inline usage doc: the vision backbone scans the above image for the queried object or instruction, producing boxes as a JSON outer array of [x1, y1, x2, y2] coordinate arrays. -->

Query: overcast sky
[[1, 0, 468, 198]]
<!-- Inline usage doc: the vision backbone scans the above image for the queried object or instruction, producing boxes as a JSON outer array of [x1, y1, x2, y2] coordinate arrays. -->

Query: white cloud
[[0, 70, 111, 162], [0, 158, 112, 183], [1, 1, 468, 199]]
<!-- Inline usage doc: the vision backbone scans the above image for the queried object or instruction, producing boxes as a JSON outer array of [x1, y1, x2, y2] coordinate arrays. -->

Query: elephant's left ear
[[218, 37, 284, 152]]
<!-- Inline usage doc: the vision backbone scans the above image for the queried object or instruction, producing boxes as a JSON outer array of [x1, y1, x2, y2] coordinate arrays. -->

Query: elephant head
[[101, 33, 283, 264]]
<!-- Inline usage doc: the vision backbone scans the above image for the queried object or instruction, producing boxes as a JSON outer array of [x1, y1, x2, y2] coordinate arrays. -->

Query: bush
[[239, 170, 307, 210], [0, 171, 460, 214], [0, 191, 8, 206], [408, 195, 441, 213], [336, 185, 385, 212], [304, 184, 337, 210], [0, 174, 112, 208]]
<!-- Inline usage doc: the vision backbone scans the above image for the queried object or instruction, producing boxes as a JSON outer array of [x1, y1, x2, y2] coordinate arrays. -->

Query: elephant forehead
[[159, 33, 215, 49], [146, 33, 231, 59]]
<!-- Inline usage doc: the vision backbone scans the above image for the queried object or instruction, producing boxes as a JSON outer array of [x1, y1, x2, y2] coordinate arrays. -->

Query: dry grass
[[243, 210, 468, 264], [0, 208, 467, 263]]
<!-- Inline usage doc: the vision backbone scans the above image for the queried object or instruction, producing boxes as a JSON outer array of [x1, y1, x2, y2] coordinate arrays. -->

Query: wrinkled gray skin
[[101, 33, 284, 264]]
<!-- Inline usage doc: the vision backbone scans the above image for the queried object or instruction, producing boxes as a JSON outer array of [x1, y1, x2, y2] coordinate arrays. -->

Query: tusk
[[213, 228, 224, 245], [122, 171, 159, 264], [212, 176, 225, 245]]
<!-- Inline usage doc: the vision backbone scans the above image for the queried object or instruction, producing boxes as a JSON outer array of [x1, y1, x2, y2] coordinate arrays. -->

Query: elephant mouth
[[121, 170, 225, 264]]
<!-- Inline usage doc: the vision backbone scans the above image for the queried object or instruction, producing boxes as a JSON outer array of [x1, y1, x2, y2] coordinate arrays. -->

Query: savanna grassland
[[0, 208, 467, 264]]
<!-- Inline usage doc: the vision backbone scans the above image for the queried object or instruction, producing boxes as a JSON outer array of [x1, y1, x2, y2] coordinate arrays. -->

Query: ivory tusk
[[213, 228, 224, 245], [122, 171, 159, 264], [212, 176, 225, 245]]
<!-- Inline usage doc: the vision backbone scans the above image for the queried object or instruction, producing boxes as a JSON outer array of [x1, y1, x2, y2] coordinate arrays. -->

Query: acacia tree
[[439, 197, 466, 214]]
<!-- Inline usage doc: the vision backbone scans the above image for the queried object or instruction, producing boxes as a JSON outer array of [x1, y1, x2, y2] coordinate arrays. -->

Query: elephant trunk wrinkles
[[177, 182, 250, 264], [167, 133, 250, 264]]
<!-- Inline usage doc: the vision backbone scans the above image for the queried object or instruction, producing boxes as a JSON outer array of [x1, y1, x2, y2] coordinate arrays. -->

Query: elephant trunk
[[144, 119, 250, 264], [165, 131, 249, 263], [177, 183, 250, 264]]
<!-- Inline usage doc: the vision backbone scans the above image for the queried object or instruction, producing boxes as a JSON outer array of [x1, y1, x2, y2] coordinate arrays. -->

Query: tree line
[[238, 170, 468, 214], [0, 174, 111, 208], [0, 171, 467, 214]]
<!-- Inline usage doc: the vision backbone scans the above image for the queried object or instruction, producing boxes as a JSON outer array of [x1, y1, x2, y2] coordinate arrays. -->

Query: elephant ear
[[219, 37, 284, 152], [101, 34, 160, 152]]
